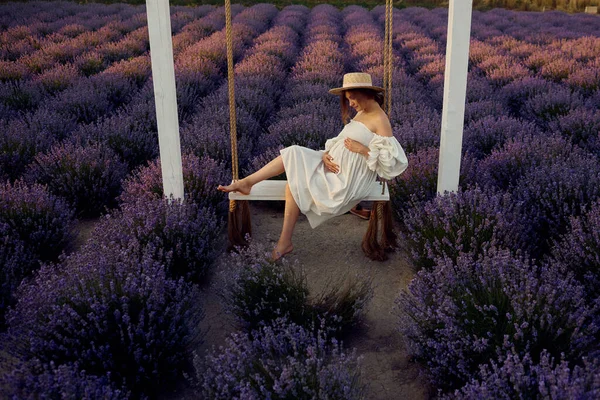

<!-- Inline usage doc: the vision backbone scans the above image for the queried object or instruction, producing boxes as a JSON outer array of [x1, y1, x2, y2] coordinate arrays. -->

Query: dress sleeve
[[366, 135, 409, 180]]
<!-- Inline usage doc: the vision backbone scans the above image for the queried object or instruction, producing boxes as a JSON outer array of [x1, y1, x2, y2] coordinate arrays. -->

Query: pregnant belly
[[328, 143, 351, 170], [327, 142, 366, 176]]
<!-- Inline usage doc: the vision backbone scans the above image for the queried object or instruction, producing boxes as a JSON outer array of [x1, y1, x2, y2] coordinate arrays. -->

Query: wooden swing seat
[[228, 179, 389, 201]]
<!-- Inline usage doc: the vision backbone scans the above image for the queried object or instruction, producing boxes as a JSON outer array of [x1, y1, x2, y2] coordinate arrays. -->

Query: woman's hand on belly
[[344, 138, 369, 157], [322, 151, 340, 173]]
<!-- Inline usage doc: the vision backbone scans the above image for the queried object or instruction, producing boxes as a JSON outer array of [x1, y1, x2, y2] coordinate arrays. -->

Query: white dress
[[279, 116, 409, 228]]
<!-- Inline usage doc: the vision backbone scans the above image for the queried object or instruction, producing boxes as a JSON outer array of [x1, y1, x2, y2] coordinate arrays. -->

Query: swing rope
[[225, 0, 251, 250], [362, 0, 398, 261]]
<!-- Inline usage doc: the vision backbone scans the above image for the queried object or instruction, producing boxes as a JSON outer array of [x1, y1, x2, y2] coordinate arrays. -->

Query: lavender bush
[[0, 117, 55, 181], [514, 151, 600, 258], [73, 100, 159, 170], [0, 80, 45, 113], [220, 241, 373, 338], [25, 140, 128, 217], [462, 115, 537, 160], [1, 359, 129, 400], [88, 198, 223, 283], [0, 179, 74, 265], [445, 349, 600, 399], [521, 85, 585, 129], [549, 199, 600, 300], [402, 186, 529, 271], [33, 63, 81, 96], [0, 223, 32, 330], [549, 107, 600, 158], [472, 133, 580, 192], [119, 153, 229, 217], [180, 102, 258, 171], [257, 113, 341, 153], [195, 317, 365, 400], [396, 248, 599, 393], [0, 180, 75, 328], [5, 242, 203, 397], [498, 76, 554, 119]]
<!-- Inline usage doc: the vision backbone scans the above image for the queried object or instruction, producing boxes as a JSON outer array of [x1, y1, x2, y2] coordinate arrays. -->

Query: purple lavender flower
[[196, 316, 365, 399], [445, 349, 600, 399], [473, 132, 578, 192], [0, 179, 75, 265], [521, 85, 585, 129], [0, 116, 56, 180], [257, 112, 341, 153], [25, 140, 129, 217], [0, 80, 45, 113], [88, 197, 223, 282], [514, 151, 600, 257], [219, 240, 373, 337], [180, 100, 258, 171], [0, 179, 75, 327], [119, 153, 229, 218], [548, 107, 600, 157], [33, 63, 81, 95], [396, 248, 599, 393], [548, 198, 600, 299], [1, 359, 129, 400], [73, 100, 159, 170], [402, 185, 531, 271], [498, 76, 555, 118], [462, 115, 538, 160], [5, 240, 203, 396]]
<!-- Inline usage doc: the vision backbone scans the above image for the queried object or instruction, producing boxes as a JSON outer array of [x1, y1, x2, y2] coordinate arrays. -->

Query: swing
[[224, 0, 397, 261]]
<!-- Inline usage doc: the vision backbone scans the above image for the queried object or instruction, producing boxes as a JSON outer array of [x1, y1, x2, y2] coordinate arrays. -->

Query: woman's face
[[345, 90, 367, 112]]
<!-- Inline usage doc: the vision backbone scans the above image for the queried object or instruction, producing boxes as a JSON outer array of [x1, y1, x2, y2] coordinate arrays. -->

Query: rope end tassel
[[362, 182, 397, 261], [227, 199, 252, 252]]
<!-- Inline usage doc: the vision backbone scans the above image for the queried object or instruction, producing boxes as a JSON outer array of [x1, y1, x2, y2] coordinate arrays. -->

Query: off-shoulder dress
[[279, 115, 409, 228]]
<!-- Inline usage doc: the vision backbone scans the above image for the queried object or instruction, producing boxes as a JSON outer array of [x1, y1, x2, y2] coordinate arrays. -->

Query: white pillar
[[146, 0, 184, 201], [436, 0, 473, 195]]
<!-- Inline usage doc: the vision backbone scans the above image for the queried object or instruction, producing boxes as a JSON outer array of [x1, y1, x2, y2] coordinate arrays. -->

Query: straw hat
[[328, 72, 385, 95]]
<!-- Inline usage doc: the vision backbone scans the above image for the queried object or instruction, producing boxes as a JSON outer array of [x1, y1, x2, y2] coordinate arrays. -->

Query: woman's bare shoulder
[[374, 112, 393, 137]]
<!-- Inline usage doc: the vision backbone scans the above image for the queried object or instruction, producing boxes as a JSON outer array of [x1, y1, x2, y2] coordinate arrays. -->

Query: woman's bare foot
[[271, 241, 294, 262], [217, 178, 252, 195]]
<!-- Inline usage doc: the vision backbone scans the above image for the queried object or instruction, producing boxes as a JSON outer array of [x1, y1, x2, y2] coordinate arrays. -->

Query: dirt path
[[194, 201, 431, 400]]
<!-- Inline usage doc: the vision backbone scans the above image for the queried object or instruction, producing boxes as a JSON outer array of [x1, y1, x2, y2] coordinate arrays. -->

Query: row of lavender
[[383, 7, 600, 399], [0, 4, 375, 399]]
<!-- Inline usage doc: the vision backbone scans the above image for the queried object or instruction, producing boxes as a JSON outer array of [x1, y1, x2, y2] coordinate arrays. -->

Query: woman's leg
[[217, 155, 285, 194], [272, 182, 299, 260]]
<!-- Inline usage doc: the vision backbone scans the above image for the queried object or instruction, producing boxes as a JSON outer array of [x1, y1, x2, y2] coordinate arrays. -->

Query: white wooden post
[[436, 0, 473, 195], [146, 0, 184, 201]]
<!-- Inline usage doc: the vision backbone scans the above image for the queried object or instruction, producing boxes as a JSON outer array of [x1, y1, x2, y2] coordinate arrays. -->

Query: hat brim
[[328, 85, 385, 95]]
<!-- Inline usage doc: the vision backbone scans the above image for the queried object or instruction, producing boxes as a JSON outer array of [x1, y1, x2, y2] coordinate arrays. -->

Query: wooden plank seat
[[228, 179, 389, 201]]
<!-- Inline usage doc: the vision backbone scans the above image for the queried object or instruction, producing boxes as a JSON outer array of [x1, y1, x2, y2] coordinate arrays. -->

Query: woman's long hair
[[339, 88, 385, 124]]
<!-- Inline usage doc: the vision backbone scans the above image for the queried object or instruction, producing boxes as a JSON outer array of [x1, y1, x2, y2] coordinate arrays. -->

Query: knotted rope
[[383, 0, 393, 117], [363, 0, 397, 261], [225, 0, 250, 249]]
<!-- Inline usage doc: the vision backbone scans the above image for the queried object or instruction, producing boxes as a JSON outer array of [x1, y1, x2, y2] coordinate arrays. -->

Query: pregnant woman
[[218, 72, 409, 261]]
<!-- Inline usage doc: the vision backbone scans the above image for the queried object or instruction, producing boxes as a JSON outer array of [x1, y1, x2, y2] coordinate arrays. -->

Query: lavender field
[[1, 0, 600, 398]]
